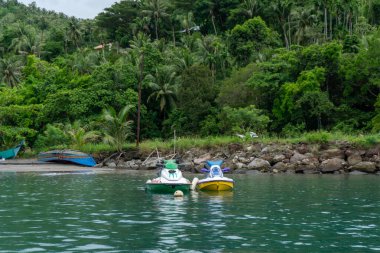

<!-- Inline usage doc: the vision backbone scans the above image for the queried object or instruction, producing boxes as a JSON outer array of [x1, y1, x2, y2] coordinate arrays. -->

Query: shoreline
[[97, 142, 380, 175], [0, 159, 113, 173], [2, 141, 380, 175]]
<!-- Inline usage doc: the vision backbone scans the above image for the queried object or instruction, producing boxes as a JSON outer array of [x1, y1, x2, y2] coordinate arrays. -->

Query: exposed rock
[[290, 152, 308, 163], [108, 162, 117, 168], [247, 158, 271, 170], [347, 153, 362, 166], [235, 162, 245, 169], [284, 150, 294, 159], [349, 162, 377, 173], [365, 148, 379, 157], [272, 162, 287, 172], [296, 144, 309, 154], [320, 148, 344, 160], [228, 143, 243, 153], [141, 158, 158, 170], [194, 153, 211, 165], [179, 162, 193, 171], [238, 157, 250, 164], [260, 153, 274, 164], [320, 158, 345, 173], [303, 165, 320, 174], [273, 154, 286, 163], [122, 160, 140, 169], [194, 163, 205, 173], [261, 146, 270, 153], [272, 169, 279, 173]]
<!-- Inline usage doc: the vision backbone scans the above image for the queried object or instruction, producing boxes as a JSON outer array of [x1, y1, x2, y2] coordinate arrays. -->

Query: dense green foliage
[[1, 0, 380, 150]]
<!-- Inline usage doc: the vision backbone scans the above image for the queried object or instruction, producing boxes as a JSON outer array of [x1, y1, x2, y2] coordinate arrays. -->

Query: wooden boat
[[0, 140, 24, 160], [195, 160, 234, 191], [146, 160, 191, 193], [38, 150, 97, 167]]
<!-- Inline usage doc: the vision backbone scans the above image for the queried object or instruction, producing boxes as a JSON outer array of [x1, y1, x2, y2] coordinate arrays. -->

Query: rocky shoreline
[[98, 142, 380, 175]]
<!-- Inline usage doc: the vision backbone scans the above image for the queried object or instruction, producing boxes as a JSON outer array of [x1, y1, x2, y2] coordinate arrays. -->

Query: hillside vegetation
[[1, 0, 380, 151]]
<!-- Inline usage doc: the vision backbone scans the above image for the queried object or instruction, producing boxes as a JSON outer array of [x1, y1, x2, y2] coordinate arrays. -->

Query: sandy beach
[[0, 159, 114, 173]]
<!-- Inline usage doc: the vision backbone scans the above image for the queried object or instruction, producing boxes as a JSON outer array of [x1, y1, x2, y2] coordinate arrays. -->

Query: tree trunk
[[324, 7, 328, 41], [155, 17, 159, 40], [282, 24, 289, 49], [210, 10, 218, 35], [288, 15, 292, 46], [136, 53, 144, 147], [329, 12, 332, 39]]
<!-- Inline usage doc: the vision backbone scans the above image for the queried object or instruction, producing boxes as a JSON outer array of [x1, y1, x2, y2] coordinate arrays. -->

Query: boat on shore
[[0, 140, 25, 160], [146, 159, 191, 193], [37, 150, 97, 167], [195, 160, 234, 191]]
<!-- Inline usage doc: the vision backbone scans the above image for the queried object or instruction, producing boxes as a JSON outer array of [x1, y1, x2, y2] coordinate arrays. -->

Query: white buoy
[[146, 179, 152, 183], [191, 177, 199, 191], [174, 190, 184, 197]]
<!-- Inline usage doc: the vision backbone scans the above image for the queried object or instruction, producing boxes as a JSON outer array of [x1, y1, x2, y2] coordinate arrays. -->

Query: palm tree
[[197, 35, 228, 79], [176, 12, 196, 35], [67, 19, 82, 49], [102, 105, 134, 153], [270, 0, 293, 49], [171, 48, 195, 75], [0, 57, 23, 88], [291, 6, 318, 44], [129, 32, 150, 147], [146, 67, 178, 118], [131, 16, 151, 35], [242, 0, 260, 18], [142, 0, 169, 40], [64, 121, 99, 149]]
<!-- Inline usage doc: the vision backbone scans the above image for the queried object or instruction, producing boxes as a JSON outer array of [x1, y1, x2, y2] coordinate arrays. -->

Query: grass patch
[[20, 132, 380, 156]]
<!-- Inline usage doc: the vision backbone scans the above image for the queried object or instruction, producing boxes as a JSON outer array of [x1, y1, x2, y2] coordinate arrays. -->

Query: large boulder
[[272, 162, 288, 172], [347, 153, 362, 166], [273, 154, 286, 163], [141, 157, 158, 170], [320, 148, 345, 160], [365, 147, 379, 157], [107, 162, 117, 168], [247, 158, 270, 171], [194, 153, 211, 165], [290, 152, 308, 163], [349, 162, 377, 173], [302, 164, 319, 174], [320, 158, 345, 173], [296, 144, 309, 154]]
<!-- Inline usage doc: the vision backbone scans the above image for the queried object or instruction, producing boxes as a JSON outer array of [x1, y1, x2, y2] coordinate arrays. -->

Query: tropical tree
[[270, 0, 293, 48], [0, 57, 23, 88], [102, 105, 134, 153], [142, 0, 169, 39], [128, 32, 150, 146], [64, 121, 99, 149], [67, 18, 82, 49], [146, 66, 178, 117]]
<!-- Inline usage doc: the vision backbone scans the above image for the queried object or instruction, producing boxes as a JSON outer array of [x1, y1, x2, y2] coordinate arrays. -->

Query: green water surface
[[0, 172, 379, 252]]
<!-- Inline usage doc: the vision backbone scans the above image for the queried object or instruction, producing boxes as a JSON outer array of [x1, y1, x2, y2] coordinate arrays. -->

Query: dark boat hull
[[38, 150, 97, 167]]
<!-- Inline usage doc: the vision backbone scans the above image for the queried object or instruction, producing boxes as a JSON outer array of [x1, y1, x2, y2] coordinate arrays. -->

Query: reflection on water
[[0, 173, 379, 252]]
